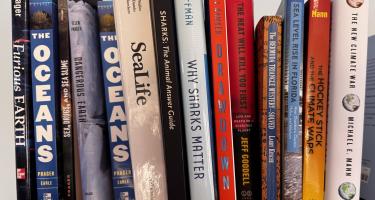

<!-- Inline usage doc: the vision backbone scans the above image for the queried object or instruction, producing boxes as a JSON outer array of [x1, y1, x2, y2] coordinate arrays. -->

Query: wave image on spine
[[67, 1, 113, 199]]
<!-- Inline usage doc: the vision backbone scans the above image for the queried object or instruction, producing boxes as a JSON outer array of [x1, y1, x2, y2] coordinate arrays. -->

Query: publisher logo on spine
[[347, 0, 364, 8], [338, 182, 356, 200], [342, 94, 360, 112]]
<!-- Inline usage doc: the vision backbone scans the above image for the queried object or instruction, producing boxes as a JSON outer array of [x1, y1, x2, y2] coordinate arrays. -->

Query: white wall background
[[0, 0, 373, 198]]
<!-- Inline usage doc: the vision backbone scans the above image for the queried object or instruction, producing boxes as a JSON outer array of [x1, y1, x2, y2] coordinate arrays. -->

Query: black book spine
[[58, 0, 76, 199], [150, 0, 189, 199], [11, 0, 35, 199]]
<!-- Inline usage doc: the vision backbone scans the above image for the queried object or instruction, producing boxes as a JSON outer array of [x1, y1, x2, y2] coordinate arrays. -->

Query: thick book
[[12, 0, 36, 199], [208, 0, 236, 199], [256, 16, 282, 200], [173, 0, 217, 199], [98, 1, 135, 199], [302, 0, 331, 199], [57, 0, 76, 199], [325, 1, 369, 200], [67, 1, 113, 199], [281, 0, 304, 199], [360, 35, 375, 200], [113, 0, 168, 199], [226, 0, 260, 199], [29, 0, 60, 199], [150, 0, 190, 199]]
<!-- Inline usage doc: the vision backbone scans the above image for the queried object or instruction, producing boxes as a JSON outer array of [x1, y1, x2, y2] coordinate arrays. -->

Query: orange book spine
[[302, 0, 331, 199], [208, 0, 236, 199]]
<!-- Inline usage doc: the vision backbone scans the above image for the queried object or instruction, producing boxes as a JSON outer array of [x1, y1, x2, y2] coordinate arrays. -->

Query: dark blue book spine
[[282, 0, 304, 199], [98, 1, 135, 200], [12, 0, 36, 199], [30, 0, 60, 199]]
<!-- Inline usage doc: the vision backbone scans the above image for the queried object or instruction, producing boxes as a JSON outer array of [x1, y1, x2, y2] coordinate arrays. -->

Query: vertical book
[[174, 0, 217, 199], [98, 1, 135, 199], [281, 0, 304, 199], [12, 0, 36, 199], [150, 0, 190, 199], [208, 0, 237, 199], [30, 0, 60, 199], [57, 0, 76, 199], [325, 1, 369, 200], [113, 0, 169, 199], [226, 0, 260, 199], [302, 0, 331, 199], [67, 0, 113, 199], [256, 16, 282, 200]]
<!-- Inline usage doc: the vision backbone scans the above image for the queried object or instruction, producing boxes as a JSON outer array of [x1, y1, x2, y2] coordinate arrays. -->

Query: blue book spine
[[282, 0, 304, 199], [30, 1, 59, 199], [98, 1, 135, 200]]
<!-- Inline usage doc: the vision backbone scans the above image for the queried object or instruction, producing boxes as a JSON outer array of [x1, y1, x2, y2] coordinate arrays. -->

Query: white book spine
[[174, 0, 216, 199], [325, 1, 369, 200], [113, 0, 168, 200]]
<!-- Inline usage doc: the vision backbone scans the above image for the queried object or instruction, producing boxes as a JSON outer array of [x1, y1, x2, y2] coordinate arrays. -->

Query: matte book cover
[[208, 0, 236, 199], [12, 0, 36, 199], [58, 0, 76, 199], [173, 0, 217, 199], [150, 0, 190, 199], [98, 1, 135, 199], [30, 0, 60, 199], [325, 1, 369, 199], [302, 0, 331, 199], [113, 0, 168, 199], [256, 16, 282, 200], [67, 0, 113, 199], [226, 0, 260, 199], [281, 0, 304, 199]]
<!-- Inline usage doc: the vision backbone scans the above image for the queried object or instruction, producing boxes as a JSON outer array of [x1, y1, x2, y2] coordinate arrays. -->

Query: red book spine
[[226, 0, 260, 199], [209, 0, 236, 199]]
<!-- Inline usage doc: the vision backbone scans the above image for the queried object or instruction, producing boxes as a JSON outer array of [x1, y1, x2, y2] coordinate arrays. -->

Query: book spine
[[98, 1, 135, 200], [226, 0, 260, 199], [173, 0, 216, 199], [67, 1, 113, 199], [325, 1, 369, 200], [302, 0, 331, 199], [30, 1, 60, 199], [57, 0, 76, 199], [208, 0, 236, 199], [12, 0, 36, 199], [150, 0, 190, 199], [256, 16, 282, 200], [281, 0, 304, 199], [113, 0, 168, 199]]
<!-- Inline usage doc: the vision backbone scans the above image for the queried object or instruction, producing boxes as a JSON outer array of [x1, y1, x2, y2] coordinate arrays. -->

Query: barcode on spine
[[361, 166, 371, 183]]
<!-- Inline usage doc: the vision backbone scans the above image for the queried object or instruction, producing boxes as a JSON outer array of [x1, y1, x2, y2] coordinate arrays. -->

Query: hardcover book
[[58, 0, 76, 199], [360, 35, 375, 200], [12, 0, 36, 199], [302, 0, 331, 199], [30, 0, 60, 199], [208, 0, 236, 199], [173, 0, 217, 199], [113, 0, 168, 199], [281, 0, 304, 199], [150, 0, 190, 199], [325, 1, 369, 199], [67, 0, 113, 199], [98, 1, 135, 199], [226, 0, 260, 199], [256, 16, 282, 200]]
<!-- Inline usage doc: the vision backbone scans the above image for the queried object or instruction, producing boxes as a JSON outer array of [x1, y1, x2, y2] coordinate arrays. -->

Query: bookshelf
[[0, 0, 373, 199]]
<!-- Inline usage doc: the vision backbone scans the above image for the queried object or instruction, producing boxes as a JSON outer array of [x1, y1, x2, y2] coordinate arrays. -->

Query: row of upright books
[[11, 0, 370, 199]]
